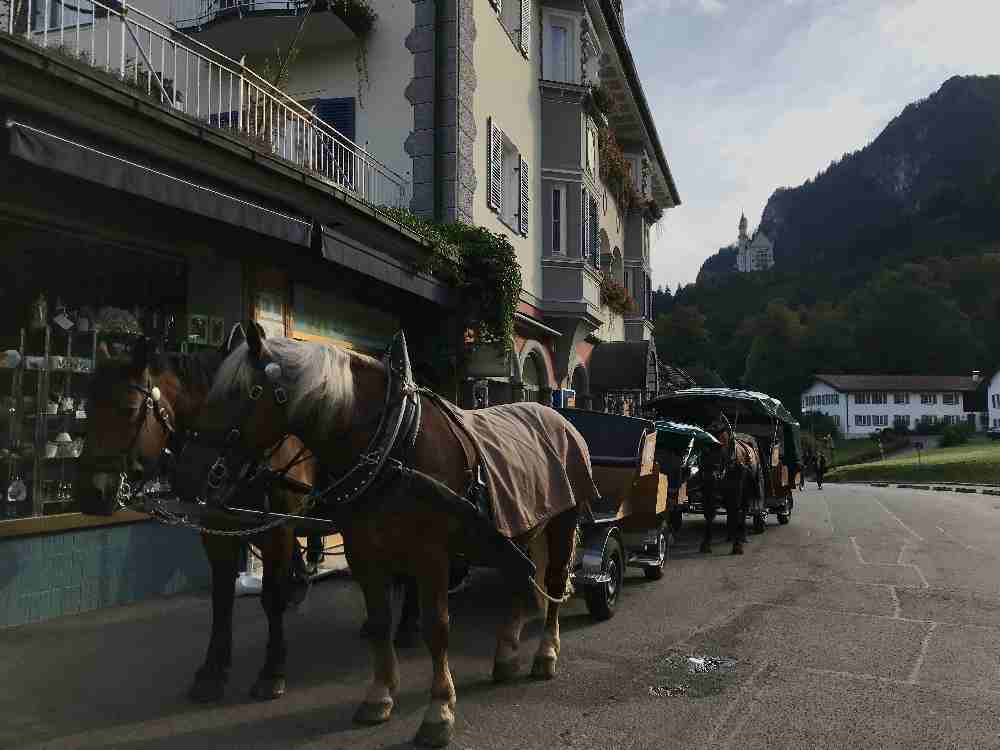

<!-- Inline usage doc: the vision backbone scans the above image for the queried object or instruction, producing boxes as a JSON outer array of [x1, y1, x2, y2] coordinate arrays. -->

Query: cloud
[[631, 0, 1000, 288]]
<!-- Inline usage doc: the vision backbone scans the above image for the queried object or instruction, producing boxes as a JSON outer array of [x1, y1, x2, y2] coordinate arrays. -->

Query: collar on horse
[[306, 330, 423, 510]]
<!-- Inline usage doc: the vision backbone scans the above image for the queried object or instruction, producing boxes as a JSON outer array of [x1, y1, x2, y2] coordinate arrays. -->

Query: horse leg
[[250, 527, 295, 700], [730, 475, 746, 555], [414, 556, 456, 748], [189, 533, 239, 702], [395, 575, 422, 649], [493, 546, 530, 683], [352, 566, 400, 726], [700, 483, 715, 554], [531, 511, 578, 681]]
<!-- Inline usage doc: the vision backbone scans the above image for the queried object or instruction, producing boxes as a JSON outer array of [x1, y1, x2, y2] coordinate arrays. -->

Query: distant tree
[[654, 305, 712, 369], [742, 302, 810, 411]]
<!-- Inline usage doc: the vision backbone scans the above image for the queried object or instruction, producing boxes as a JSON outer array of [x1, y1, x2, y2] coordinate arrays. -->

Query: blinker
[[151, 386, 162, 402], [264, 362, 283, 381]]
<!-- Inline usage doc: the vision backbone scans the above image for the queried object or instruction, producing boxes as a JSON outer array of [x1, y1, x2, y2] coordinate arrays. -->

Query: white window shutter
[[490, 0, 502, 12], [519, 155, 529, 236], [520, 0, 531, 56], [581, 187, 590, 259], [488, 117, 503, 213]]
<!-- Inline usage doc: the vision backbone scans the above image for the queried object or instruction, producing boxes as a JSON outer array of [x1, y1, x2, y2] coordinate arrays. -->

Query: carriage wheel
[[585, 536, 624, 621], [643, 523, 669, 581], [777, 512, 791, 525]]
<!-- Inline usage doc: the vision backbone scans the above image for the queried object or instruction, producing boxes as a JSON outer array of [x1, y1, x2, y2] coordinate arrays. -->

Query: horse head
[[76, 336, 177, 510], [172, 321, 353, 507]]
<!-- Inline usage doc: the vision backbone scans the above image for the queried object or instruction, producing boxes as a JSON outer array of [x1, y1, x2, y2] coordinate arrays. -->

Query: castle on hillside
[[733, 213, 774, 272]]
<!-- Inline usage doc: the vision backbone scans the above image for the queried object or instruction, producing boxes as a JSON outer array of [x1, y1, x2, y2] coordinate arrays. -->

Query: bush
[[940, 422, 974, 447], [799, 411, 841, 441]]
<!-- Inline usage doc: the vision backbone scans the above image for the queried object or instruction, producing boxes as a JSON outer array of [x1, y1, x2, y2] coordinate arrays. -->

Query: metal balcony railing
[[169, 0, 312, 30], [5, 0, 411, 210]]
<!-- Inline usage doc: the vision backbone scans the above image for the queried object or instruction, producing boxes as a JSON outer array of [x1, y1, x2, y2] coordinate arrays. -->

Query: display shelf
[[1, 325, 97, 521]]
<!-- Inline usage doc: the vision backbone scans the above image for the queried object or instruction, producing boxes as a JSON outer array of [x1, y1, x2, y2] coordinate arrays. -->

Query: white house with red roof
[[801, 373, 988, 437]]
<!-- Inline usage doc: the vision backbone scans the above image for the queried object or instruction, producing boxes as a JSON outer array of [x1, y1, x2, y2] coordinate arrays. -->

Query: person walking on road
[[815, 453, 827, 489]]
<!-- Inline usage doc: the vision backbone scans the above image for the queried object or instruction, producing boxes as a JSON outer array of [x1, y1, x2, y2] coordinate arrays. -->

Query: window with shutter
[[306, 97, 356, 142], [519, 155, 530, 237], [589, 197, 599, 267], [581, 187, 590, 259], [488, 117, 503, 213], [519, 0, 531, 56]]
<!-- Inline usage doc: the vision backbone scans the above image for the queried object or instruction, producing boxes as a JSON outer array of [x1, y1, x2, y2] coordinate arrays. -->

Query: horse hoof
[[699, 543, 712, 554], [414, 720, 454, 748], [531, 656, 557, 681], [492, 659, 520, 683], [188, 674, 226, 703], [394, 625, 421, 649], [250, 675, 286, 700], [731, 544, 744, 555], [353, 699, 394, 725]]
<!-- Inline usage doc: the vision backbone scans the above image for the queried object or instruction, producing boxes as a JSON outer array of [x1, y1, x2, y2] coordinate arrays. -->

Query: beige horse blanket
[[436, 400, 599, 538]]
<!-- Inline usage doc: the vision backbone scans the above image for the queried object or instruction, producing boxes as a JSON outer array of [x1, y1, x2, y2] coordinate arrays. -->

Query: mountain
[[698, 75, 1000, 279]]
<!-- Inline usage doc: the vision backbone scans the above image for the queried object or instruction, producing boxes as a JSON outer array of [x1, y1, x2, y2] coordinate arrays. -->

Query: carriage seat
[[555, 409, 666, 522]]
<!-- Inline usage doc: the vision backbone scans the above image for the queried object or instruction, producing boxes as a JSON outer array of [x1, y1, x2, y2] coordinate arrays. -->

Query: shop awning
[[318, 224, 454, 305], [6, 120, 312, 246], [588, 340, 660, 394]]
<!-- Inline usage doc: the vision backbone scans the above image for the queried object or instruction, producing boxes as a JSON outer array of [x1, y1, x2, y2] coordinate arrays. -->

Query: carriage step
[[627, 553, 663, 568], [571, 570, 612, 586]]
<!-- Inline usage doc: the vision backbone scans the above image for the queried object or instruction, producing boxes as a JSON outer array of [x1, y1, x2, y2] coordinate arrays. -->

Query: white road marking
[[869, 492, 926, 542], [907, 622, 939, 685], [850, 536, 868, 564]]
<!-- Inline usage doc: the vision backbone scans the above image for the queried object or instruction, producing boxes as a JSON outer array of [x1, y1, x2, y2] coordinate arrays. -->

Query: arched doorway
[[522, 351, 545, 403]]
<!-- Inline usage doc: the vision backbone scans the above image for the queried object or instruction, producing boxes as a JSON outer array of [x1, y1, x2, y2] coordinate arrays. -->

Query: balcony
[[169, 0, 359, 57], [6, 0, 409, 209]]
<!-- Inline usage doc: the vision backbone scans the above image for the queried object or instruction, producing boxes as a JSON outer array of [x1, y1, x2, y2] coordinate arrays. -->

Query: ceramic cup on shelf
[[45, 441, 58, 459], [60, 397, 74, 414], [71, 438, 84, 458]]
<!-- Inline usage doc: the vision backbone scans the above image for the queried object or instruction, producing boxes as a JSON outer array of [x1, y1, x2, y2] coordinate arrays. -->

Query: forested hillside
[[655, 75, 1000, 415]]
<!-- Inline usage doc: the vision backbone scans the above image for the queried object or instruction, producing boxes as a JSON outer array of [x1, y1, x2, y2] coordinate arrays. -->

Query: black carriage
[[555, 408, 669, 620], [644, 388, 803, 531]]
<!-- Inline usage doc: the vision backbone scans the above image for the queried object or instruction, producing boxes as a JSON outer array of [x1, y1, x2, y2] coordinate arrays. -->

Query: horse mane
[[211, 337, 358, 436]]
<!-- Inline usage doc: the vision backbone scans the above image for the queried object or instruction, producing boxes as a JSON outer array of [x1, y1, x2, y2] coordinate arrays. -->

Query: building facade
[[732, 213, 774, 272], [167, 0, 681, 410], [987, 370, 1000, 431], [801, 374, 986, 437]]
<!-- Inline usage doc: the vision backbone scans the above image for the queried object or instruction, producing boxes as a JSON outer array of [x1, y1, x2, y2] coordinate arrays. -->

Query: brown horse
[[697, 424, 765, 555], [172, 327, 592, 748], [76, 328, 420, 705]]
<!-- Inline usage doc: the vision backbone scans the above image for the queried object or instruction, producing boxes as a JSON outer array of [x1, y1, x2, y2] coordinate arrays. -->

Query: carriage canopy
[[644, 388, 801, 466]]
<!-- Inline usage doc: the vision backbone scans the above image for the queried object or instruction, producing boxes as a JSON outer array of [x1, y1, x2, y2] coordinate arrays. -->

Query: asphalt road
[[5, 483, 1000, 750]]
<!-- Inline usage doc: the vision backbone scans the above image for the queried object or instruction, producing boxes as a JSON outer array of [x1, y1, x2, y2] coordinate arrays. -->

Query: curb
[[856, 482, 999, 496]]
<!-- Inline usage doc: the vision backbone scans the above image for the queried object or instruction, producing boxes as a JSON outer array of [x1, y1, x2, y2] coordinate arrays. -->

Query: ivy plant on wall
[[379, 207, 523, 353], [327, 0, 377, 108]]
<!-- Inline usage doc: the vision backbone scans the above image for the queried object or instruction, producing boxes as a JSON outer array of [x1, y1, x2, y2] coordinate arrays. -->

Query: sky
[[627, 0, 1000, 290]]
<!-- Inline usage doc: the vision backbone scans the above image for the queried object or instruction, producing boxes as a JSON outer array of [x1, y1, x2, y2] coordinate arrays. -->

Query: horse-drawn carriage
[[644, 388, 802, 552], [651, 419, 721, 534], [555, 409, 670, 620]]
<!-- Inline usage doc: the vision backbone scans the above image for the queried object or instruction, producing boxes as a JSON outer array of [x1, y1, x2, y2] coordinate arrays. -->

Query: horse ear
[[244, 319, 264, 362], [130, 336, 152, 373]]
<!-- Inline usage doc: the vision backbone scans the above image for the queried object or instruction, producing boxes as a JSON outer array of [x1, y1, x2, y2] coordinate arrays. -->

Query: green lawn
[[816, 436, 909, 468], [828, 439, 1000, 484]]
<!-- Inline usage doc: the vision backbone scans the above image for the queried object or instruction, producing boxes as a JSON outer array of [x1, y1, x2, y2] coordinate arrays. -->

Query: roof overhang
[[586, 0, 681, 209]]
